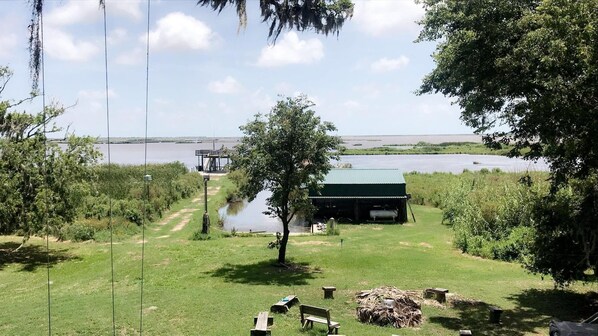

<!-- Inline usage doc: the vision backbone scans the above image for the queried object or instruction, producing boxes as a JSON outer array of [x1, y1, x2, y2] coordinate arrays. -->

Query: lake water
[[97, 138, 548, 233], [96, 141, 548, 174]]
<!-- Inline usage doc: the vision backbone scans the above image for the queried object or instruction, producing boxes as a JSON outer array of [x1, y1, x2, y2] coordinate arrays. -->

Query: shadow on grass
[[428, 289, 598, 335], [507, 288, 598, 323], [0, 241, 79, 272], [207, 259, 319, 285]]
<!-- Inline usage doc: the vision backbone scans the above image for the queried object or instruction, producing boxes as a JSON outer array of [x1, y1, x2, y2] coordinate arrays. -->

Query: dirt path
[[170, 214, 192, 232]]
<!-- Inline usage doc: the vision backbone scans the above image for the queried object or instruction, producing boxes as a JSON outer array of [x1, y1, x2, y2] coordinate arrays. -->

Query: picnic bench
[[270, 295, 299, 313], [250, 311, 272, 336], [299, 304, 340, 334]]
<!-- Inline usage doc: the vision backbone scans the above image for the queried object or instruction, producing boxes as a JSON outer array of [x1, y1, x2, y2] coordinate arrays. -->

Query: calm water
[[96, 142, 548, 173], [218, 191, 309, 233]]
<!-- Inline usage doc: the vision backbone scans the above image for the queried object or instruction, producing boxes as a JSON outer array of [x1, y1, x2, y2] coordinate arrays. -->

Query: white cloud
[[109, 0, 143, 21], [353, 84, 381, 99], [353, 0, 424, 36], [45, 27, 99, 62], [79, 89, 118, 100], [256, 32, 324, 67], [250, 89, 275, 112], [208, 76, 242, 94], [343, 100, 362, 109], [0, 33, 17, 58], [147, 12, 216, 52], [116, 47, 144, 65], [371, 56, 410, 72], [46, 0, 141, 26], [108, 28, 127, 45]]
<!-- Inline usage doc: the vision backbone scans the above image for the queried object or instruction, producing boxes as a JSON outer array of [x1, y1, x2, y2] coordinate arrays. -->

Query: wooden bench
[[250, 311, 272, 336], [424, 288, 449, 303], [299, 304, 340, 334], [270, 295, 299, 313]]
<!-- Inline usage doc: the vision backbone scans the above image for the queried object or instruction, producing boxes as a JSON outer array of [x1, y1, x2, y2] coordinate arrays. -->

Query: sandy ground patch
[[419, 242, 433, 248], [207, 186, 221, 195], [191, 198, 200, 202], [143, 306, 158, 314], [156, 235, 170, 239], [372, 227, 384, 231], [399, 241, 411, 246], [171, 214, 192, 232], [157, 212, 180, 226]]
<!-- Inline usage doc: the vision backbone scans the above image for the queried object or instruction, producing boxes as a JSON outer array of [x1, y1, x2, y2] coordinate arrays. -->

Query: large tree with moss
[[231, 96, 341, 264], [417, 0, 598, 285]]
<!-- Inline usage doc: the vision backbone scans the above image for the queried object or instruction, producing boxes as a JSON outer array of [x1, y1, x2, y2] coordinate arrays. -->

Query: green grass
[[0, 177, 596, 335]]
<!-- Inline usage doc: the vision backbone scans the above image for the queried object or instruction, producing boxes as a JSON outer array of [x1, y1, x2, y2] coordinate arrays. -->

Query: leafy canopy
[[417, 0, 598, 185], [0, 66, 100, 245], [231, 95, 341, 264], [417, 0, 598, 285]]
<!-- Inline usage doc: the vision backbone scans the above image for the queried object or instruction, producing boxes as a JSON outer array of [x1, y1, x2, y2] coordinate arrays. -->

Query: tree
[[525, 174, 598, 286], [0, 66, 101, 248], [197, 0, 354, 41], [416, 0, 598, 185], [231, 95, 341, 264], [416, 0, 598, 284]]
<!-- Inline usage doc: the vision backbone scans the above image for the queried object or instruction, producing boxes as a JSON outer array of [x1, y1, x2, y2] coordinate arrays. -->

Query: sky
[[0, 0, 473, 138]]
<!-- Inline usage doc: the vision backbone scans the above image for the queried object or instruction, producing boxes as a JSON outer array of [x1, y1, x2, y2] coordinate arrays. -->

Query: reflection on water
[[219, 191, 309, 233], [225, 200, 245, 216]]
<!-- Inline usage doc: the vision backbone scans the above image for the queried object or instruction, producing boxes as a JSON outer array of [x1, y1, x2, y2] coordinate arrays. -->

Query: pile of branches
[[356, 286, 422, 328]]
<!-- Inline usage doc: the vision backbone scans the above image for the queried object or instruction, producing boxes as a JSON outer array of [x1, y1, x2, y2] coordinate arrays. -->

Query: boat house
[[309, 169, 408, 223]]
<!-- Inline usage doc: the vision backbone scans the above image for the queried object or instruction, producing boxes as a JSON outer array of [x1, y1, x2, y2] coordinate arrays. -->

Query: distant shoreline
[[53, 134, 484, 147]]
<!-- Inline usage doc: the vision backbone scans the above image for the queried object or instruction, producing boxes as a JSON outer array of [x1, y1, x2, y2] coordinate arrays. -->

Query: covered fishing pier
[[195, 149, 230, 172]]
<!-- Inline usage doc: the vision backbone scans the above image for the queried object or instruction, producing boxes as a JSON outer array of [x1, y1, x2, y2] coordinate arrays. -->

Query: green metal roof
[[321, 169, 406, 185]]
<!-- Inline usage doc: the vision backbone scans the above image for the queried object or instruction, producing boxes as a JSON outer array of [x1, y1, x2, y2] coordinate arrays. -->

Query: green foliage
[[231, 95, 342, 264], [0, 66, 101, 241], [417, 0, 598, 285], [524, 172, 598, 286], [190, 230, 212, 241], [82, 163, 202, 227], [406, 171, 549, 262], [417, 0, 598, 185]]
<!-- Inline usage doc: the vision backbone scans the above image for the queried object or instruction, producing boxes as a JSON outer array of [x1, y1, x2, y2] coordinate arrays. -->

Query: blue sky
[[0, 0, 472, 137]]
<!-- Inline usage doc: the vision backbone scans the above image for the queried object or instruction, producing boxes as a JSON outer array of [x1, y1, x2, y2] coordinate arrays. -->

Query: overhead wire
[[39, 4, 52, 335], [140, 0, 152, 334], [101, 1, 117, 335]]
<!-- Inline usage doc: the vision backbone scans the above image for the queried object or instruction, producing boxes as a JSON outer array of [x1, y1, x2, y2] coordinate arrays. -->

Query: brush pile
[[355, 286, 422, 328]]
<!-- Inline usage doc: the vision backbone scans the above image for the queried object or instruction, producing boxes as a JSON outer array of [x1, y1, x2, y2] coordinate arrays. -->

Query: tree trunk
[[277, 219, 290, 264]]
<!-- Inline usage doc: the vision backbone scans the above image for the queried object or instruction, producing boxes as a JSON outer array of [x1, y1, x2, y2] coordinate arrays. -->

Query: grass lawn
[[0, 176, 596, 335]]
